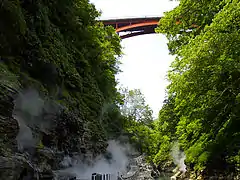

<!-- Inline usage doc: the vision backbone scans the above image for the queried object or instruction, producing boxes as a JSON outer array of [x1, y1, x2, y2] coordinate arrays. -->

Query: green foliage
[[3, 0, 239, 177], [153, 135, 171, 164], [118, 88, 157, 155], [156, 0, 227, 55], [0, 0, 123, 153], [153, 0, 240, 174], [151, 99, 180, 165], [126, 0, 240, 176]]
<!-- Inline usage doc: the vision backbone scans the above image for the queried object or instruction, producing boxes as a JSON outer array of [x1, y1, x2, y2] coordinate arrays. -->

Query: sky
[[90, 0, 179, 118]]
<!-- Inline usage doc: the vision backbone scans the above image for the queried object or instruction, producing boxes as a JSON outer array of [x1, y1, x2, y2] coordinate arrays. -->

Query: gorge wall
[[0, 0, 125, 179]]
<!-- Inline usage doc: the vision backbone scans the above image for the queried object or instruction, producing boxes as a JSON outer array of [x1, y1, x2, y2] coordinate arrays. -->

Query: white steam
[[170, 142, 186, 173], [13, 89, 59, 151], [13, 89, 136, 179], [57, 140, 135, 179], [14, 89, 45, 116]]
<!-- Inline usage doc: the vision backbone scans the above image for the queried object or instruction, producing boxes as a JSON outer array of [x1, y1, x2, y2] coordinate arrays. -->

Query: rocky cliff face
[[0, 83, 108, 180]]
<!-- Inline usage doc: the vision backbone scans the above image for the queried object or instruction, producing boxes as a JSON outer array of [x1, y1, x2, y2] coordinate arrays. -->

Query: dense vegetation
[[0, 0, 125, 159], [1, 0, 239, 179], [124, 0, 240, 177]]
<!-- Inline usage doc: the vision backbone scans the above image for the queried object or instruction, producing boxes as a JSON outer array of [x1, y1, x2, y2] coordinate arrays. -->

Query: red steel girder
[[101, 17, 161, 39]]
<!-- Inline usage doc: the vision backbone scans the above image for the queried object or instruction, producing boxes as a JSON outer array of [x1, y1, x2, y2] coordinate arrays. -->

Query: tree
[[117, 87, 156, 154], [119, 87, 153, 126], [156, 0, 240, 175]]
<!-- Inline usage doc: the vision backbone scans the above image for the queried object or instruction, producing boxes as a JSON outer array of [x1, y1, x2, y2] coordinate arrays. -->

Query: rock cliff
[[0, 83, 108, 180]]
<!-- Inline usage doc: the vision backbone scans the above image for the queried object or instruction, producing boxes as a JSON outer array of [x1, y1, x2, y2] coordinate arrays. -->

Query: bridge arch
[[101, 17, 161, 39], [116, 21, 158, 32]]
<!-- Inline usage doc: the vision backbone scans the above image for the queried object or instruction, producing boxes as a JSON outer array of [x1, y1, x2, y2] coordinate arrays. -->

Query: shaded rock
[[158, 161, 176, 173], [53, 170, 77, 180], [122, 155, 155, 180], [0, 154, 35, 180], [0, 84, 17, 117], [39, 170, 55, 180], [0, 79, 108, 180], [0, 115, 19, 139]]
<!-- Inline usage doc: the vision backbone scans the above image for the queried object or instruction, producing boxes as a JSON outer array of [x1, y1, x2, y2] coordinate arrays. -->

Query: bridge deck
[[101, 17, 160, 31], [102, 17, 161, 24], [100, 16, 161, 39]]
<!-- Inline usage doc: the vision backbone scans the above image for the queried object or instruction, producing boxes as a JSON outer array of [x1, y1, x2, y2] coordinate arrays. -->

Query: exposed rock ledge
[[121, 155, 158, 180]]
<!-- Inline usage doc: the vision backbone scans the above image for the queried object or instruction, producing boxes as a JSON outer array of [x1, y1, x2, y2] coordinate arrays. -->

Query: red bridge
[[101, 16, 161, 39]]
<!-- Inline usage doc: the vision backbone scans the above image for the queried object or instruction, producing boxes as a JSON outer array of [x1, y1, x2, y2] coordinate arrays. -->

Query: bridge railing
[[97, 15, 161, 21]]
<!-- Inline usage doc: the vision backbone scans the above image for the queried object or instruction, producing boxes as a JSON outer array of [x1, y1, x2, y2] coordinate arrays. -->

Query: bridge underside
[[118, 25, 157, 39], [101, 17, 160, 39]]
